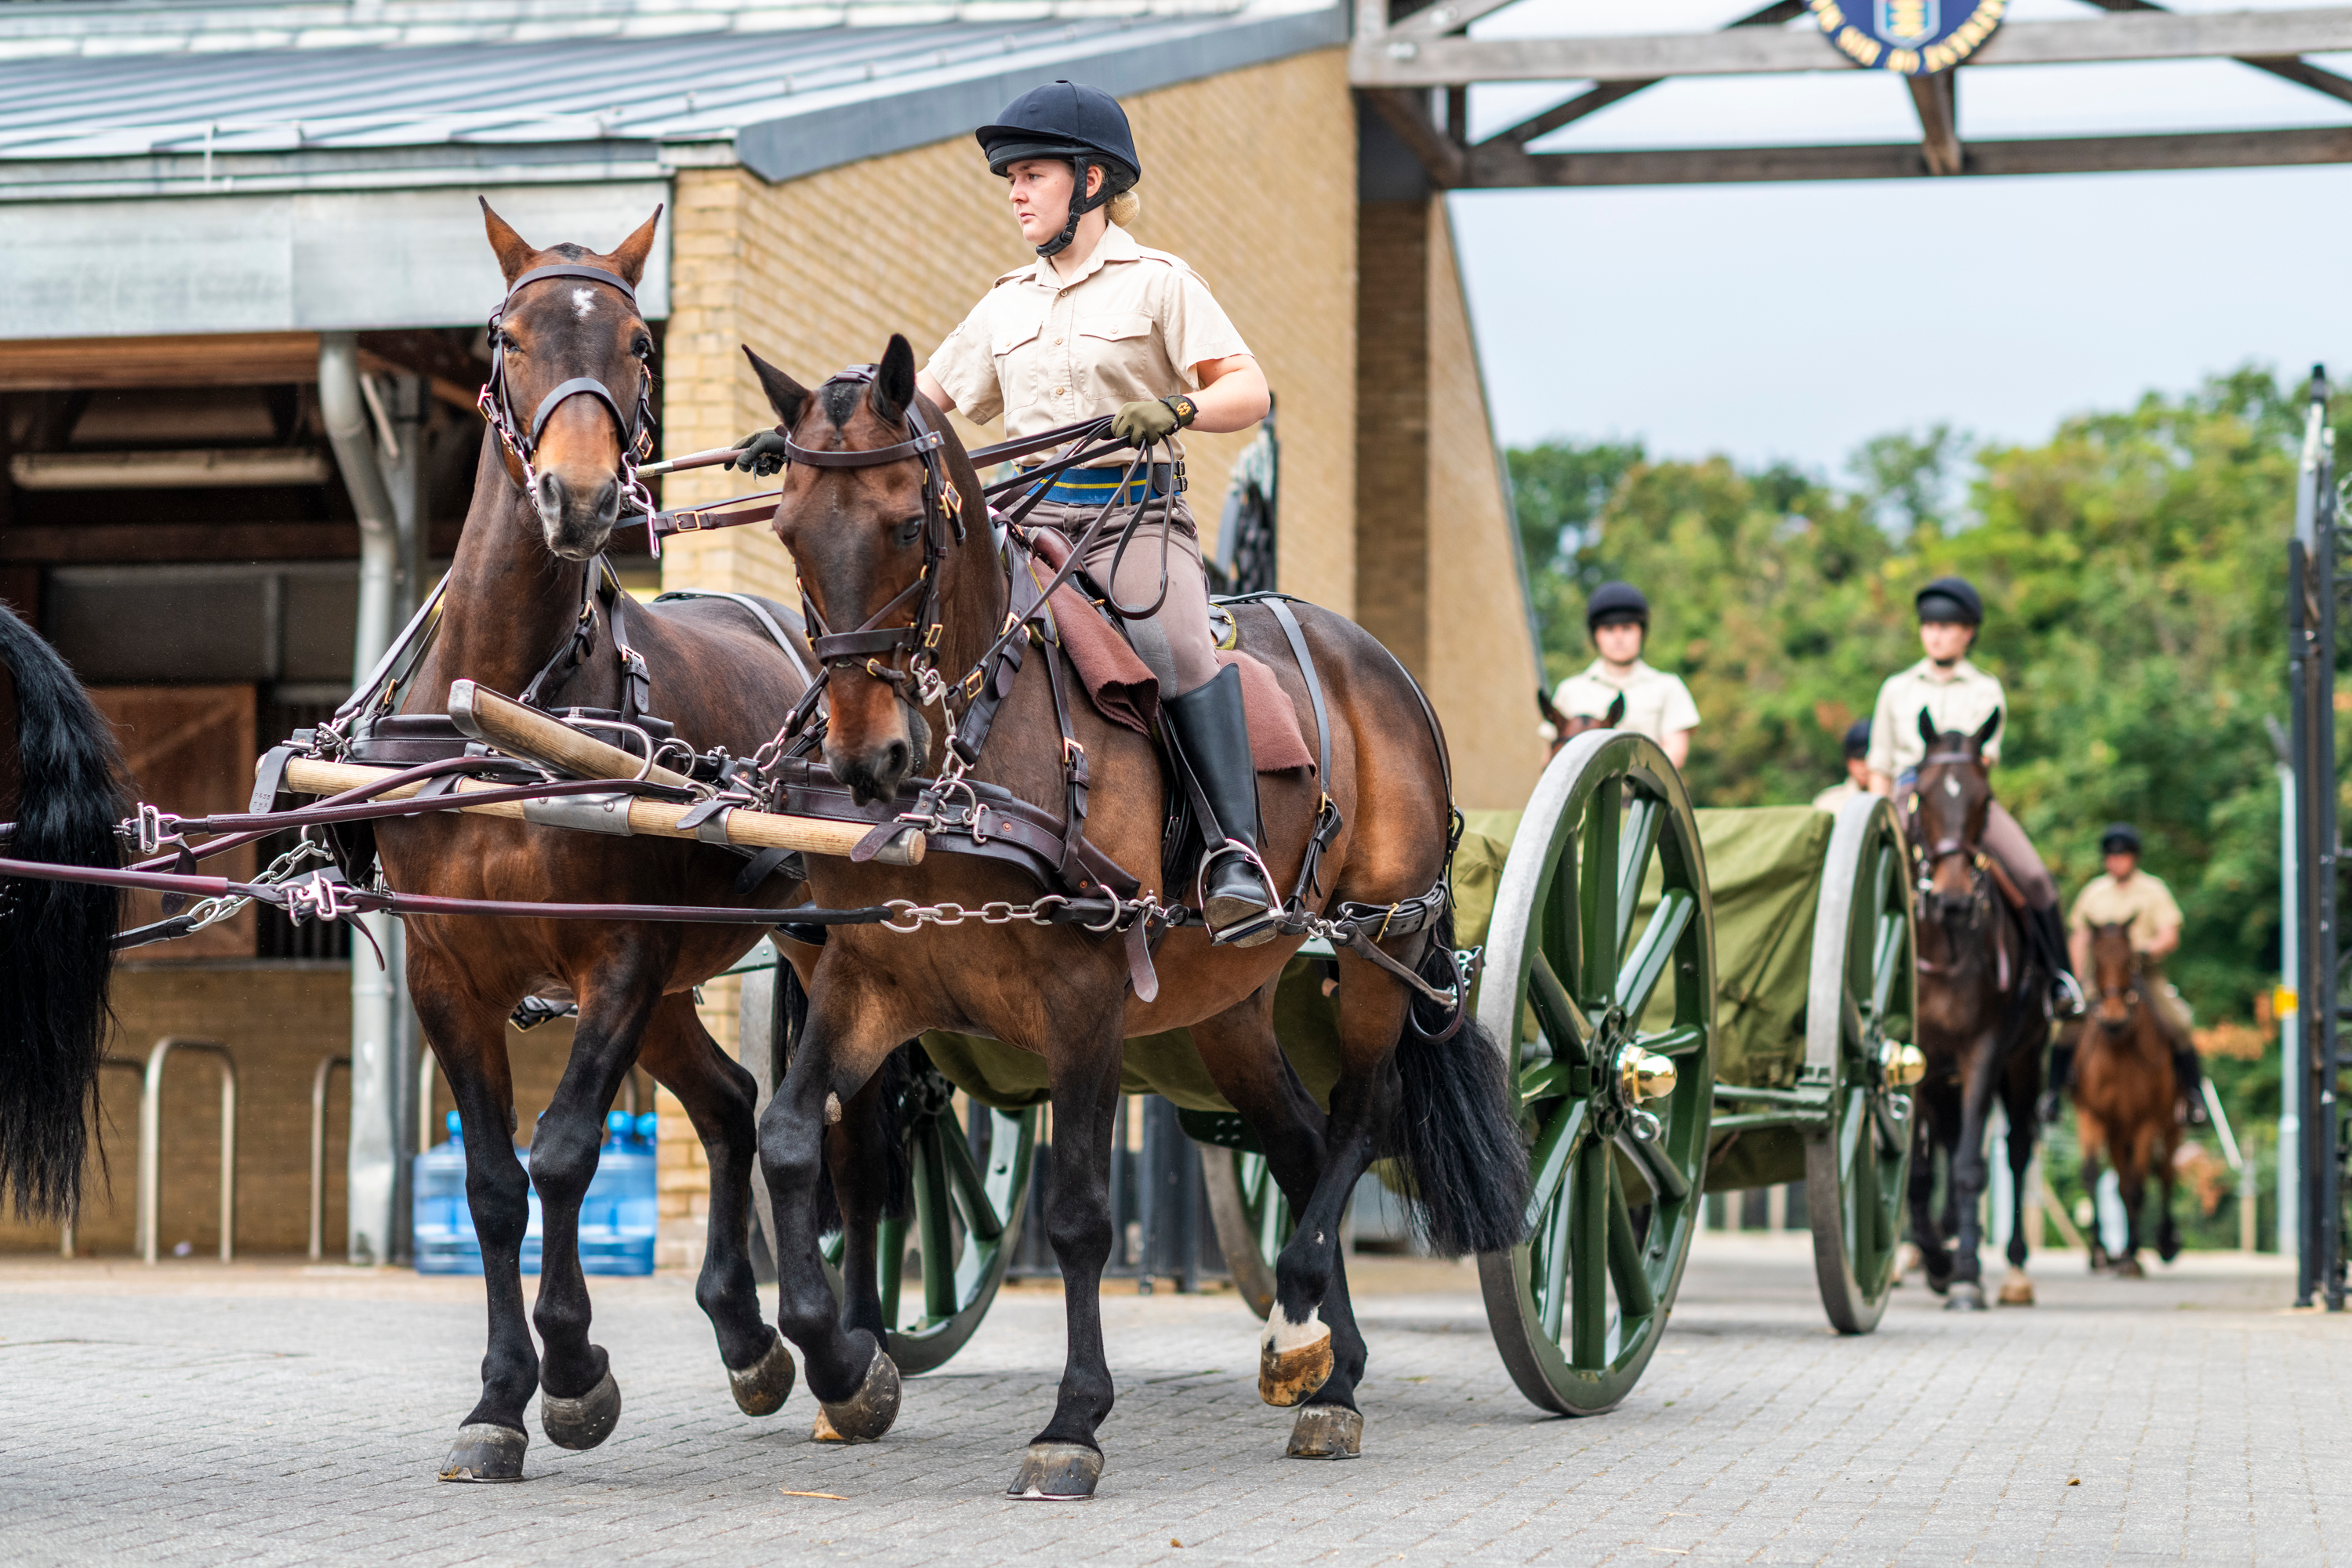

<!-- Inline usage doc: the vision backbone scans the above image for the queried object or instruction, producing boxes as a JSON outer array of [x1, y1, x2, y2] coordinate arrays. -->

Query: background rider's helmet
[[1914, 575, 1984, 626], [1585, 580, 1650, 633], [975, 81, 1141, 258], [2100, 822, 2142, 856], [1842, 719, 1871, 761]]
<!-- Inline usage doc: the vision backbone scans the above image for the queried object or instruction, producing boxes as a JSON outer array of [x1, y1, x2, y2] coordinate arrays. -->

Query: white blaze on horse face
[[1261, 1301, 1327, 1356], [1944, 775, 1960, 798], [572, 288, 597, 321]]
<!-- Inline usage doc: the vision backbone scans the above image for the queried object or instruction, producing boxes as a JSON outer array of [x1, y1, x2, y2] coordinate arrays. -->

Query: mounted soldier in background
[[1550, 581, 1699, 771], [1864, 575, 2082, 1020], [2053, 822, 2206, 1127]]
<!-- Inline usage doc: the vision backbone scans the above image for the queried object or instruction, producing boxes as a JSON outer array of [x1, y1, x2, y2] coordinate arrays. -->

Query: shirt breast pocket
[[1076, 311, 1153, 345]]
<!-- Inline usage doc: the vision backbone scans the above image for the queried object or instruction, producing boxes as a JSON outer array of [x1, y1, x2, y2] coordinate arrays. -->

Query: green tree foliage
[[1508, 367, 2312, 1036]]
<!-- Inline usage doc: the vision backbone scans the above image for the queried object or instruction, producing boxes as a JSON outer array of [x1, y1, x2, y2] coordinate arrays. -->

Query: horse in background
[[1906, 711, 2049, 1310], [2071, 922, 2182, 1276], [0, 601, 126, 1229], [1537, 688, 1624, 759]]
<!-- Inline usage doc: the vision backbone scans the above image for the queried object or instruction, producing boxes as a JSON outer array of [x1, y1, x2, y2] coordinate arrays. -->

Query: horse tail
[[1385, 900, 1530, 1258], [0, 601, 125, 1224]]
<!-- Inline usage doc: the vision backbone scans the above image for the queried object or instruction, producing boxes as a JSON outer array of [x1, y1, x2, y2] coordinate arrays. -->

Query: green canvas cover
[[916, 804, 1835, 1193]]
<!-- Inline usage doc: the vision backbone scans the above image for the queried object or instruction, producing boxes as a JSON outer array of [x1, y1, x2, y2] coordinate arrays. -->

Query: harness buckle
[[962, 668, 985, 701]]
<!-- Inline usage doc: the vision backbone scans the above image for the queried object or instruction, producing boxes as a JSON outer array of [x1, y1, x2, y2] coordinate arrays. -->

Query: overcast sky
[[1449, 0, 2352, 478]]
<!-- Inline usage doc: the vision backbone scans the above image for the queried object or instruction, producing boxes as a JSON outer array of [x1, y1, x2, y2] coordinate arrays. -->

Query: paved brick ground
[[0, 1235, 2342, 1566]]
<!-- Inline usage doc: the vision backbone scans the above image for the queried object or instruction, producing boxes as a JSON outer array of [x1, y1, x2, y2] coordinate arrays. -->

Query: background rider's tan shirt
[[924, 223, 1249, 445], [1553, 659, 1700, 746], [1864, 656, 2006, 778], [2070, 871, 2183, 953]]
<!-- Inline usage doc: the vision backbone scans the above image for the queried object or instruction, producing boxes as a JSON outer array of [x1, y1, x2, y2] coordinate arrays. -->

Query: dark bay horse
[[377, 206, 817, 1482], [1538, 688, 1624, 759], [744, 339, 1525, 1497], [1907, 711, 2049, 1311], [0, 602, 126, 1226], [2072, 922, 2182, 1276]]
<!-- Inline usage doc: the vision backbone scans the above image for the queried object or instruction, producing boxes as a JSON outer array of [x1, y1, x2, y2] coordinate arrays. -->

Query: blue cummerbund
[[1040, 463, 1175, 506]]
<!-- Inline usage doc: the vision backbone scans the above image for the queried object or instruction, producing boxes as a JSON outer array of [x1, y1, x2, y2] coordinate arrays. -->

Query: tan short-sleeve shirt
[[2070, 872, 2183, 952], [1864, 657, 2007, 778], [1552, 659, 1700, 745], [924, 223, 1250, 448]]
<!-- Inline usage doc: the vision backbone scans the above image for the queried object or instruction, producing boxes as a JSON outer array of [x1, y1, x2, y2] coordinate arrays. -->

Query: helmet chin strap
[[1036, 156, 1109, 259]]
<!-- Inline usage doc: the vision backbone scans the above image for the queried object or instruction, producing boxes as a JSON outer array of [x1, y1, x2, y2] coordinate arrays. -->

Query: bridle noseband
[[1909, 748, 1991, 910], [477, 263, 657, 517]]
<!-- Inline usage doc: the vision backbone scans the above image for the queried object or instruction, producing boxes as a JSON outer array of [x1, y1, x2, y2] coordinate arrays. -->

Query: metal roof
[[0, 0, 1347, 191]]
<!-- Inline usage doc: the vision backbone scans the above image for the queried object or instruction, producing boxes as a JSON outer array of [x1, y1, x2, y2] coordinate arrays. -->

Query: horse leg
[[2079, 1142, 2109, 1272], [1007, 1009, 1128, 1500], [2155, 1138, 2183, 1264], [1910, 1083, 1958, 1293], [757, 970, 906, 1439], [634, 993, 796, 1417], [528, 964, 666, 1453], [1944, 1039, 2002, 1311], [2114, 1156, 2146, 1279], [1998, 1069, 2038, 1305], [412, 971, 536, 1483], [813, 1050, 909, 1438]]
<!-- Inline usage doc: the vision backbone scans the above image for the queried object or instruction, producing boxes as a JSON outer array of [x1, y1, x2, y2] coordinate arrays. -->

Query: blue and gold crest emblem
[[1811, 0, 2004, 74]]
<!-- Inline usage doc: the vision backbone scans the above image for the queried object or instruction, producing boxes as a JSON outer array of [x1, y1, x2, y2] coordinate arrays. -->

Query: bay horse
[[375, 205, 818, 1482], [0, 601, 126, 1226], [743, 339, 1525, 1497], [1907, 711, 2049, 1311], [2071, 922, 2182, 1276], [1538, 687, 1624, 759]]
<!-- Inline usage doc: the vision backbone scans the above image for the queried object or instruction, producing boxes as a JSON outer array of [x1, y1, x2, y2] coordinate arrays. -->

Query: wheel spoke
[[1523, 1099, 1588, 1232], [1616, 887, 1694, 1025], [1614, 1127, 1691, 1204], [877, 1213, 906, 1329], [912, 1120, 957, 1323], [1540, 839, 1584, 1006], [1569, 1134, 1610, 1369], [1530, 952, 1594, 1065], [1538, 1176, 1573, 1344], [941, 1113, 1005, 1242], [1638, 1022, 1708, 1058], [1580, 775, 1624, 1006], [1605, 1160, 1657, 1321], [1615, 793, 1663, 965], [1838, 1087, 1867, 1183], [1871, 912, 1905, 1023]]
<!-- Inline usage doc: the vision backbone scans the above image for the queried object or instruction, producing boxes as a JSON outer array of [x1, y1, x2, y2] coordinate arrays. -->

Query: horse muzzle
[[534, 468, 622, 561]]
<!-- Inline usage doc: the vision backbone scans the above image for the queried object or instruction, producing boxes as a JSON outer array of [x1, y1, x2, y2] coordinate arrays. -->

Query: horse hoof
[[439, 1422, 528, 1483], [1925, 1271, 1951, 1298], [1944, 1282, 1987, 1312], [1894, 1242, 1922, 1279], [1997, 1268, 2036, 1307], [1259, 1314, 1334, 1407], [2116, 1258, 2144, 1279], [2158, 1236, 2183, 1265], [813, 1347, 900, 1443], [541, 1367, 622, 1451], [1007, 1442, 1102, 1500], [730, 1332, 797, 1417], [1286, 1406, 1363, 1460]]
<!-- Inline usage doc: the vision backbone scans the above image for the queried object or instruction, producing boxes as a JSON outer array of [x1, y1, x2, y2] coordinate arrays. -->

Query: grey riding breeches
[[1021, 493, 1221, 697]]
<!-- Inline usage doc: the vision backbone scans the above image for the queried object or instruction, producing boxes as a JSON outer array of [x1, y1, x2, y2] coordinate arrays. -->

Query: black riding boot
[[1164, 664, 1279, 948], [2040, 1036, 2074, 1126], [2175, 1040, 2209, 1127], [2030, 904, 2084, 1018]]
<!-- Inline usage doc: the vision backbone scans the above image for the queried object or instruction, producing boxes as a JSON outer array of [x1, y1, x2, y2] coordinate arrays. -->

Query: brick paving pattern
[[0, 1235, 2341, 1565]]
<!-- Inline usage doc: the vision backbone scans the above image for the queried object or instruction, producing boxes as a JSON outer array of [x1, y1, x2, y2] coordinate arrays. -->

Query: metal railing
[[60, 1056, 147, 1260], [310, 1054, 350, 1262], [140, 1037, 238, 1265]]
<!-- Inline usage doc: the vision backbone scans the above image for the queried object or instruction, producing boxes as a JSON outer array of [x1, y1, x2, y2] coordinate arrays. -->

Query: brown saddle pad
[[1018, 529, 1314, 774]]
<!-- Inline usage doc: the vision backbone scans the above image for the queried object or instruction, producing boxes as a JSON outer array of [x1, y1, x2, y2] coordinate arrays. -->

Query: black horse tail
[[0, 602, 125, 1224], [1386, 902, 1530, 1258]]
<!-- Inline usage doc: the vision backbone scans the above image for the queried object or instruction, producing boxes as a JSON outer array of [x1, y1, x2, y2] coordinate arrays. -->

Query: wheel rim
[[822, 1087, 1037, 1376], [1474, 731, 1715, 1417], [1805, 795, 1917, 1334], [1201, 1148, 1292, 1320]]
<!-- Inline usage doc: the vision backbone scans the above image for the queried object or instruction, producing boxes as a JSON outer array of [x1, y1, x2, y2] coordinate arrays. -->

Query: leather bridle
[[477, 263, 656, 517]]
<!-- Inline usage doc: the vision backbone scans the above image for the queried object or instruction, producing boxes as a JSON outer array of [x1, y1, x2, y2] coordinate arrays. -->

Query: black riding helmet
[[1915, 575, 1984, 626], [975, 81, 1141, 260], [2100, 822, 2142, 856], [1586, 580, 1649, 633], [1843, 719, 1871, 761]]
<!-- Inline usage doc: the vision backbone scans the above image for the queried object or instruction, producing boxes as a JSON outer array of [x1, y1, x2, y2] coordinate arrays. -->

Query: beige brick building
[[0, 0, 1543, 1263]]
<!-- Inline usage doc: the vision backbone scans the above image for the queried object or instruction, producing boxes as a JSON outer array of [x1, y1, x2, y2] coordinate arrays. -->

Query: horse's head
[[1539, 689, 1626, 759], [748, 335, 976, 806], [1910, 708, 1999, 924], [2089, 922, 2140, 1035], [479, 201, 662, 561]]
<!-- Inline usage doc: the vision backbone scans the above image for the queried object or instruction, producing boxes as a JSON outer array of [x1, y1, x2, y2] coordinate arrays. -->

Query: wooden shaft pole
[[447, 678, 698, 789]]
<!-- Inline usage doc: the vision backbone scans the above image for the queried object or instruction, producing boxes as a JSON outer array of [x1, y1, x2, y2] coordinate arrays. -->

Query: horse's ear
[[873, 334, 917, 425], [480, 198, 536, 286], [742, 347, 808, 430], [1918, 710, 1939, 748], [1973, 709, 2001, 752], [1606, 692, 1627, 726], [607, 205, 662, 288]]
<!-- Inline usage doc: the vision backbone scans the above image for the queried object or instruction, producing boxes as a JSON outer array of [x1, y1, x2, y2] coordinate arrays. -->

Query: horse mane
[[819, 379, 865, 430]]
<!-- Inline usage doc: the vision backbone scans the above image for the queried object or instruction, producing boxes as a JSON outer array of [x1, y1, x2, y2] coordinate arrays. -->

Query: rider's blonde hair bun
[[1106, 189, 1141, 229]]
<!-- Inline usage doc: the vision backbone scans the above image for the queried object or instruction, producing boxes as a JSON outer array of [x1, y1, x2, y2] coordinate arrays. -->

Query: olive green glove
[[727, 429, 791, 477], [1109, 394, 1197, 445]]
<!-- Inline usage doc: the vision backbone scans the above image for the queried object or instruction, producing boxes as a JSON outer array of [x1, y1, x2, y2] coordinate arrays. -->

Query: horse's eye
[[896, 515, 924, 546], [631, 336, 653, 361]]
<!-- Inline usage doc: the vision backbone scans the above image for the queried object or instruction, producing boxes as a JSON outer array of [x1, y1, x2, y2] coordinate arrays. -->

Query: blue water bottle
[[412, 1112, 482, 1275]]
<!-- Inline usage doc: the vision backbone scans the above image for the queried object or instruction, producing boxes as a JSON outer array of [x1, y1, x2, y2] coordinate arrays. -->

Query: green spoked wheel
[[1804, 794, 1918, 1334], [820, 1060, 1038, 1376], [1200, 1148, 1291, 1320], [1474, 730, 1716, 1417]]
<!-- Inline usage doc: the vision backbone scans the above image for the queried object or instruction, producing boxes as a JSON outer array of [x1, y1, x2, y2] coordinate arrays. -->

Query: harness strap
[[1260, 597, 1343, 903], [649, 590, 813, 687]]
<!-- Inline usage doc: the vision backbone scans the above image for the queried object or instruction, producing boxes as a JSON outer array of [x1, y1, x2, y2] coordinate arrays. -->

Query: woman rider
[[742, 81, 1279, 945], [1864, 575, 2082, 1017]]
